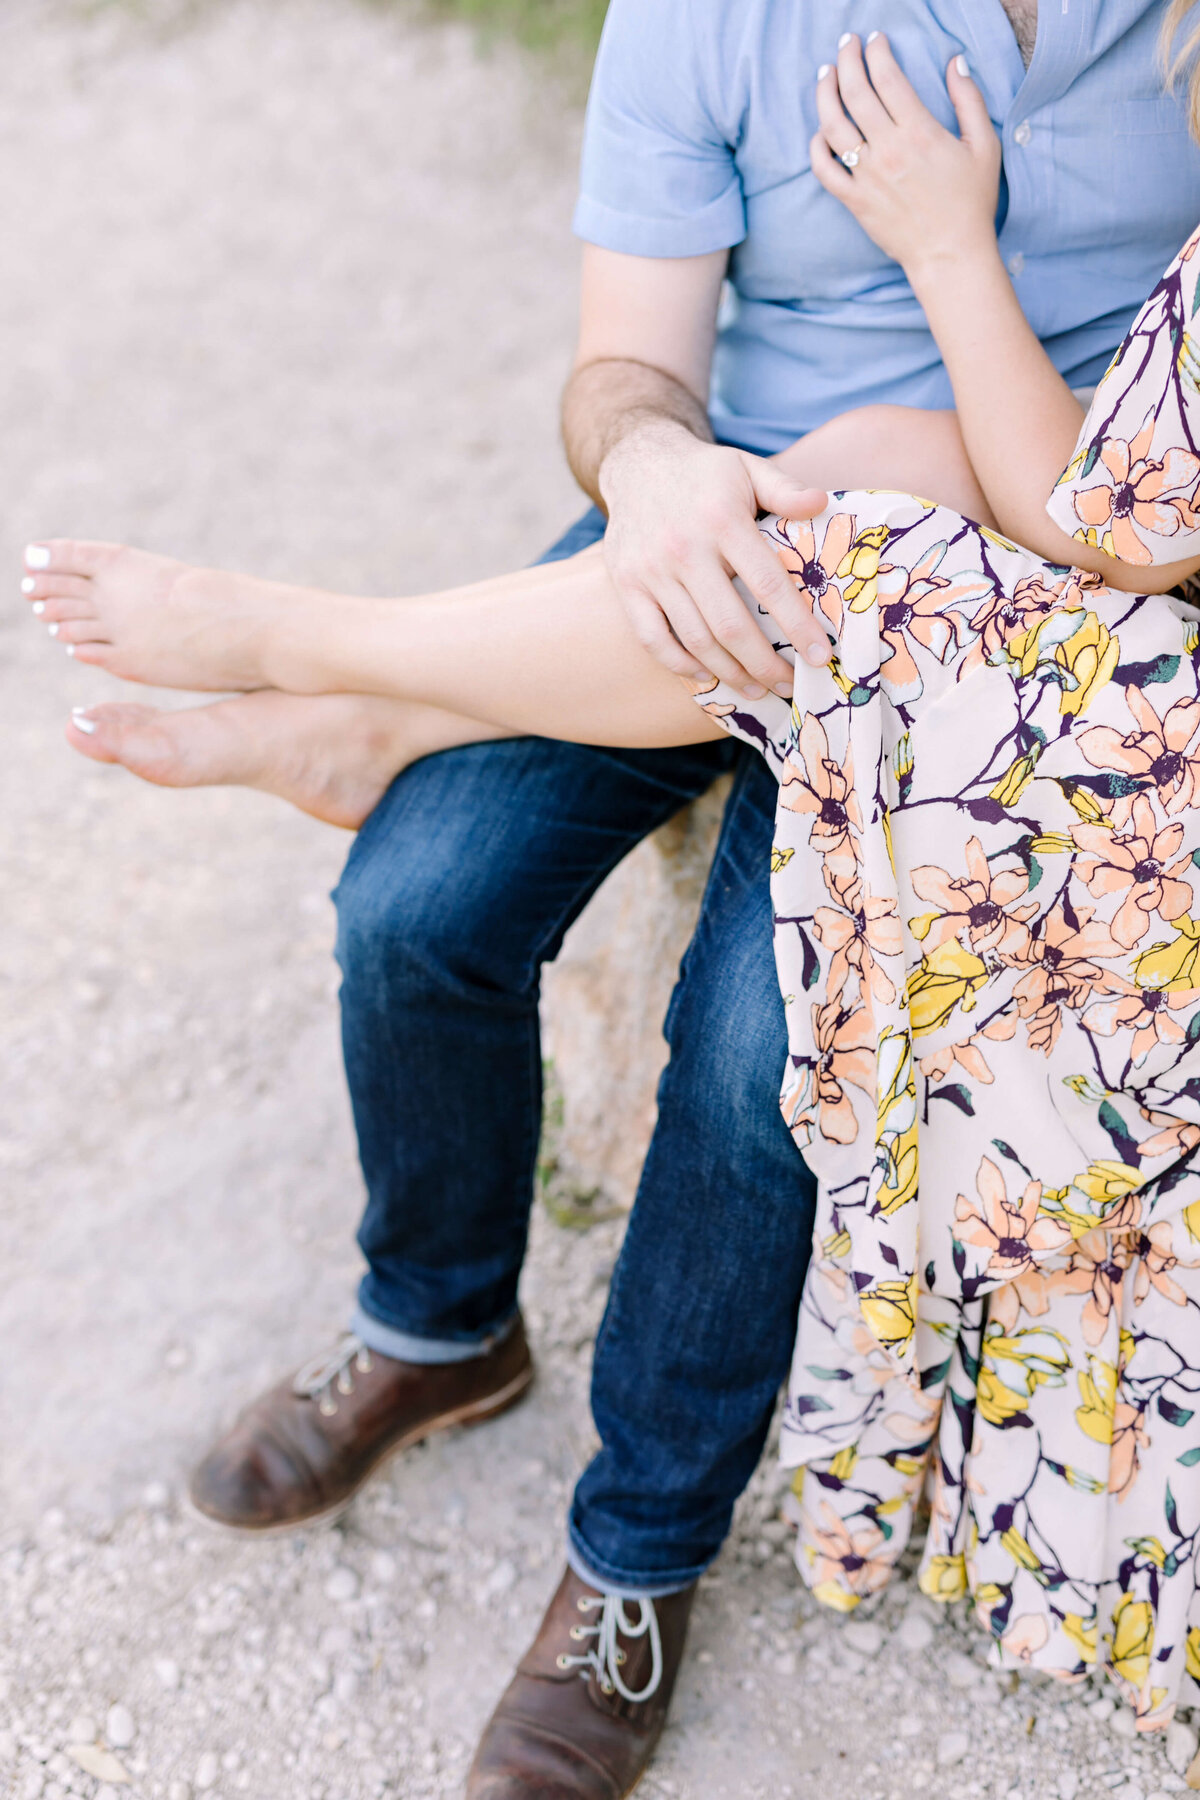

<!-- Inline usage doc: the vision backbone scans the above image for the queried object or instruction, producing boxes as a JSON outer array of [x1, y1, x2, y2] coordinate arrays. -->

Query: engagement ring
[[839, 147, 861, 169]]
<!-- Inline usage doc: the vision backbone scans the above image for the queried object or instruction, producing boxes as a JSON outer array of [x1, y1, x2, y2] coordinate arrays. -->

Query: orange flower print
[[1136, 1108, 1200, 1161], [960, 571, 1071, 675], [781, 713, 863, 883], [1131, 1220, 1189, 1308], [918, 1036, 995, 1086], [1067, 1229, 1132, 1347], [1009, 903, 1119, 1057], [775, 511, 857, 637], [1073, 795, 1194, 949], [1071, 412, 1200, 564], [813, 873, 903, 1009], [1079, 688, 1200, 816], [1083, 976, 1197, 1066], [953, 1156, 1072, 1279], [809, 1502, 893, 1601], [911, 837, 1038, 958], [872, 541, 993, 705], [811, 998, 876, 1146], [1110, 1401, 1150, 1503]]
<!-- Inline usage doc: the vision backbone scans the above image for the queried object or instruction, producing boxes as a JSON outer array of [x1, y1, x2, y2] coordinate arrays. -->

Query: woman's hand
[[810, 33, 1001, 287]]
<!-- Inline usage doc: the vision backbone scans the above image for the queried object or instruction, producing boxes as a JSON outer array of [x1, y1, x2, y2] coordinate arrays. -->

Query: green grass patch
[[424, 0, 607, 55]]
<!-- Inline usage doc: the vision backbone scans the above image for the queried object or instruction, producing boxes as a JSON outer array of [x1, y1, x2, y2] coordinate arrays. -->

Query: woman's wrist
[[903, 237, 1006, 309]]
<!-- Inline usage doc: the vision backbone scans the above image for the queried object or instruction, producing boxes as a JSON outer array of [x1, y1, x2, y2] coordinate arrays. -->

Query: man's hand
[[599, 422, 829, 696]]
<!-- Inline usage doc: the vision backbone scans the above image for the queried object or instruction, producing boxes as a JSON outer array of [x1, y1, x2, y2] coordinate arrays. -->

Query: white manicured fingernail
[[24, 544, 50, 569], [817, 63, 831, 78], [47, 623, 58, 637], [867, 30, 881, 43], [72, 712, 96, 735], [955, 54, 971, 77], [21, 576, 35, 594], [838, 32, 853, 48], [805, 641, 832, 667]]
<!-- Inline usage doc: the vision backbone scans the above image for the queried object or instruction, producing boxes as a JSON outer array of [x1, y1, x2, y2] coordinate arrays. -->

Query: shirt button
[[1008, 252, 1026, 276], [1013, 120, 1032, 146]]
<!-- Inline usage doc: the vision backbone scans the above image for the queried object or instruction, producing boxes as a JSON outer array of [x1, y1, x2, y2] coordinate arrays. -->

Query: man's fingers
[[723, 526, 833, 670], [862, 32, 929, 126], [946, 54, 999, 155], [748, 460, 827, 524], [660, 582, 778, 695], [814, 63, 865, 161], [620, 584, 710, 679], [678, 566, 796, 694], [834, 32, 895, 138]]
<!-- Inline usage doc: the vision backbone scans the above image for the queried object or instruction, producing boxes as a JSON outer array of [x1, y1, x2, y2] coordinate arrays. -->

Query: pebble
[[167, 1785, 191, 1800], [937, 1731, 971, 1767], [1111, 1708, 1139, 1740], [317, 1627, 353, 1658], [369, 1551, 396, 1583], [1058, 1776, 1079, 1800], [943, 1650, 981, 1690], [96, 1788, 123, 1800], [64, 1715, 96, 1746], [843, 1621, 883, 1657], [154, 1658, 181, 1691], [322, 1567, 359, 1604], [64, 1746, 130, 1784], [482, 1559, 517, 1599], [194, 1752, 220, 1791], [104, 1706, 135, 1749], [141, 1482, 170, 1510], [1168, 1723, 1199, 1774], [1089, 1696, 1117, 1723], [896, 1611, 935, 1653]]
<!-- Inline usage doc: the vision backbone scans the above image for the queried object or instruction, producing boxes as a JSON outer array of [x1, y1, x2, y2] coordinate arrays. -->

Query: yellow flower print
[[1061, 1613, 1099, 1663], [989, 749, 1041, 808], [770, 845, 795, 874], [1119, 1327, 1136, 1369], [978, 1324, 1071, 1426], [1185, 1199, 1200, 1245], [1179, 327, 1200, 396], [1131, 916, 1200, 990], [859, 1270, 918, 1355], [1185, 620, 1200, 655], [838, 523, 891, 610], [1075, 1357, 1118, 1445], [1029, 832, 1074, 855], [1186, 1626, 1200, 1683], [907, 938, 989, 1036], [1109, 1595, 1155, 1690], [1055, 612, 1120, 716], [1125, 1536, 1167, 1569], [823, 1227, 852, 1260], [892, 732, 914, 780], [828, 1445, 858, 1481], [1000, 1526, 1043, 1573], [1057, 779, 1113, 829], [1072, 1161, 1143, 1213], [874, 1029, 918, 1216], [811, 1580, 862, 1612], [974, 1582, 1006, 1620], [1006, 607, 1082, 677], [919, 1554, 968, 1602]]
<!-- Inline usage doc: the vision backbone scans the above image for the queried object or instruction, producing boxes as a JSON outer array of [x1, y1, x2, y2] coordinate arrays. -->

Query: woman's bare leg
[[25, 541, 725, 749], [770, 404, 997, 526], [67, 691, 509, 829]]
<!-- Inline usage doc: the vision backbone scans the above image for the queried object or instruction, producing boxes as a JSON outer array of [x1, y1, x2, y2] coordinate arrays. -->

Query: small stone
[[1089, 1696, 1117, 1723], [323, 1567, 359, 1603], [775, 1652, 796, 1676], [64, 1716, 96, 1747], [1167, 1723, 1199, 1775], [482, 1559, 517, 1599], [104, 1707, 135, 1750], [943, 1649, 981, 1690], [317, 1628, 353, 1658], [141, 1482, 170, 1510], [1058, 1775, 1079, 1800], [1124, 1787, 1146, 1800], [64, 1747, 129, 1785], [896, 1611, 934, 1653], [898, 1716, 923, 1739], [96, 1788, 123, 1800], [154, 1659, 181, 1692], [194, 1752, 220, 1791], [1187, 1752, 1200, 1793], [369, 1552, 396, 1583], [937, 1731, 971, 1767], [1111, 1708, 1139, 1741], [167, 1783, 191, 1800], [843, 1621, 883, 1657], [1148, 1792, 1175, 1800], [164, 1344, 190, 1372]]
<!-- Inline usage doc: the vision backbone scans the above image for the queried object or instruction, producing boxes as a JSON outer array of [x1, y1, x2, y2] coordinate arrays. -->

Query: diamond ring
[[839, 147, 861, 169]]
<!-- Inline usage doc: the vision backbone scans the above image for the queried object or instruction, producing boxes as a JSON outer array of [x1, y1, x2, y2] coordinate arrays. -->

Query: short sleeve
[[572, 0, 747, 260], [1047, 224, 1200, 566]]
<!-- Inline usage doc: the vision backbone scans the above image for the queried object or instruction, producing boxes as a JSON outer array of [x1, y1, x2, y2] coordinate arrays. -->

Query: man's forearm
[[561, 357, 713, 511]]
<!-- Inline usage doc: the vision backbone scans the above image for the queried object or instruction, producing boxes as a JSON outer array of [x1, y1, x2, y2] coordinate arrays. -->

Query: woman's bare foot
[[22, 539, 332, 692], [66, 690, 502, 830]]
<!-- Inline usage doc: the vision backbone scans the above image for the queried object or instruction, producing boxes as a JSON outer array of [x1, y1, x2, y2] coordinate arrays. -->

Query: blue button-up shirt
[[574, 0, 1200, 454]]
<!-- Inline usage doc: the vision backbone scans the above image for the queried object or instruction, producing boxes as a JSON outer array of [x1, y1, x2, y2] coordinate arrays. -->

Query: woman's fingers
[[861, 32, 929, 127], [810, 130, 856, 201], [834, 33, 896, 139], [946, 54, 1000, 155], [814, 62, 866, 162]]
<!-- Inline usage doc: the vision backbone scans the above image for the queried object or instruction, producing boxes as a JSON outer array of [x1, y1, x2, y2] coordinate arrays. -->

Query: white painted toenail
[[65, 644, 75, 657], [32, 601, 44, 615], [72, 714, 97, 735], [24, 545, 50, 570], [20, 576, 35, 594], [47, 623, 58, 637]]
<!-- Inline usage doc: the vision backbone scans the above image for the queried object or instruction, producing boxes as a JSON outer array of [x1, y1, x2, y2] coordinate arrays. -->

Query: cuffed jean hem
[[350, 1303, 519, 1365], [565, 1527, 702, 1600]]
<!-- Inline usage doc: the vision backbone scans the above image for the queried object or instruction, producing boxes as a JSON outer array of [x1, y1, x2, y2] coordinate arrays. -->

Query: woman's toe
[[21, 572, 94, 604], [25, 538, 118, 578], [49, 617, 111, 647]]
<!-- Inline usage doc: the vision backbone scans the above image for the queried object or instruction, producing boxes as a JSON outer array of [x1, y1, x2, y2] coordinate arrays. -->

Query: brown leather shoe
[[466, 1567, 696, 1799], [187, 1318, 533, 1532]]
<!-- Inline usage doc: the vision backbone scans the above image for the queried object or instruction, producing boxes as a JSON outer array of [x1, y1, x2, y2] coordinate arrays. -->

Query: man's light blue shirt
[[574, 0, 1200, 454]]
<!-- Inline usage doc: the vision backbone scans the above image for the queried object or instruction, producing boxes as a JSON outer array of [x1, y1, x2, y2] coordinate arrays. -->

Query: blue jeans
[[332, 509, 818, 1591]]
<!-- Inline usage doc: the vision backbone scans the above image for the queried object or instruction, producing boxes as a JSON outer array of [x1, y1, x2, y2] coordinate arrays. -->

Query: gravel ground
[[2, 4, 1199, 1798]]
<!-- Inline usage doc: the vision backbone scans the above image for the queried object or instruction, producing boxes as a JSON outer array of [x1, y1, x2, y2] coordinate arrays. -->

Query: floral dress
[[695, 225, 1200, 1726]]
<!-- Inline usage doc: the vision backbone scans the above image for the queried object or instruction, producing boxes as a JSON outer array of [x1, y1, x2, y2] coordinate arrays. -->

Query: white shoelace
[[556, 1593, 663, 1703], [292, 1333, 375, 1415]]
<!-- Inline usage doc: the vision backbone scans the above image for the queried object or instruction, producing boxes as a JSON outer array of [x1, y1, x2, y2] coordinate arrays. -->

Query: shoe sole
[[184, 1360, 535, 1538]]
